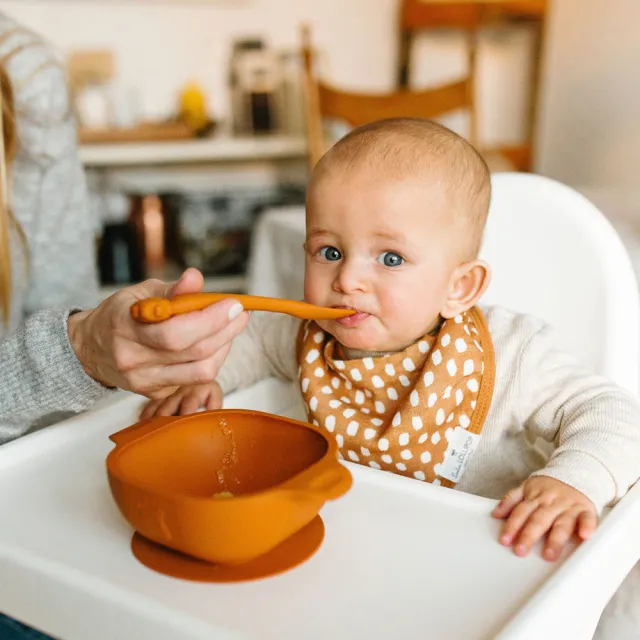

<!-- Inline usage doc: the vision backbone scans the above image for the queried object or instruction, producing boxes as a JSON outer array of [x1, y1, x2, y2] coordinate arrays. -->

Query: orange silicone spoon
[[130, 293, 356, 323]]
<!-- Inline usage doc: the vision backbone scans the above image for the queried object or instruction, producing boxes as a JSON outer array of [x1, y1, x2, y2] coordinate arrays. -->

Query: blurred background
[[3, 0, 638, 298]]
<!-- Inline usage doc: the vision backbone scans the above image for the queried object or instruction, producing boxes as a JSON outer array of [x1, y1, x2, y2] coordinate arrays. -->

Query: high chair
[[0, 176, 638, 637], [397, 0, 548, 172]]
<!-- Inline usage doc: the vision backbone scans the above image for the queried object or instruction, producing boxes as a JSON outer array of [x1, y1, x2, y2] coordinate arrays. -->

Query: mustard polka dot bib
[[297, 308, 495, 487]]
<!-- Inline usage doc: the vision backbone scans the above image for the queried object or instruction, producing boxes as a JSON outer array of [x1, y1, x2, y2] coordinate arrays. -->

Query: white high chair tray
[[0, 383, 627, 640]]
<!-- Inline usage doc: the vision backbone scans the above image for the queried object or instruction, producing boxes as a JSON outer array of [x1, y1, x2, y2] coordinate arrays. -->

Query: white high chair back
[[480, 172, 639, 394]]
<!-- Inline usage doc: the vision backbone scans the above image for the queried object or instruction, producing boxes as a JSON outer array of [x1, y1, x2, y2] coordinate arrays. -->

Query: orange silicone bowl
[[106, 410, 352, 565]]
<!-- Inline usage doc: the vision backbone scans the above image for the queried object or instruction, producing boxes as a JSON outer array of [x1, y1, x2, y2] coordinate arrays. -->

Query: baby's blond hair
[[310, 118, 491, 258]]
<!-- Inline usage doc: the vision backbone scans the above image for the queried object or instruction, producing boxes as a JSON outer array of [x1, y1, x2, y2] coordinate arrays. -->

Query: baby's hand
[[492, 476, 597, 561], [140, 381, 223, 420]]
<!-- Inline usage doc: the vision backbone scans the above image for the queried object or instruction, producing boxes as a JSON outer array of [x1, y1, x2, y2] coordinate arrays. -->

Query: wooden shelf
[[80, 134, 308, 168]]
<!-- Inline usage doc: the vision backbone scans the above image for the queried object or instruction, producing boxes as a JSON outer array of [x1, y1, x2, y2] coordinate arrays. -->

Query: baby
[[143, 117, 640, 561]]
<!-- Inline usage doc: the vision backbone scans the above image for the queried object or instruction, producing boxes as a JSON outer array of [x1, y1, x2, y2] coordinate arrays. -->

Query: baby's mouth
[[332, 305, 371, 327]]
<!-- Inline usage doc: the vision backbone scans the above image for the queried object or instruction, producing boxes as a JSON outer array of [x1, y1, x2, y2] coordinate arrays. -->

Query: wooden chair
[[301, 24, 479, 170], [397, 0, 548, 171]]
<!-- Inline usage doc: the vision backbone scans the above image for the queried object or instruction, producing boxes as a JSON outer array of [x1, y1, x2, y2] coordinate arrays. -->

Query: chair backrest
[[300, 24, 477, 169], [481, 173, 639, 393], [398, 0, 548, 172]]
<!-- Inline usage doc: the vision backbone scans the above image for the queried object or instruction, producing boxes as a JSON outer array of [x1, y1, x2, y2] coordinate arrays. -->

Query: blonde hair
[[0, 64, 15, 326]]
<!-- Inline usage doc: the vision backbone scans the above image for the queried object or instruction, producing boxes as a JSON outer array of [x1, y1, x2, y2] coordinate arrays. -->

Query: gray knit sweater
[[0, 12, 110, 443]]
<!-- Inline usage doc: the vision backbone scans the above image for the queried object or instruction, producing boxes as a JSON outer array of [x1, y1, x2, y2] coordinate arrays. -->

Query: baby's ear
[[440, 260, 491, 319]]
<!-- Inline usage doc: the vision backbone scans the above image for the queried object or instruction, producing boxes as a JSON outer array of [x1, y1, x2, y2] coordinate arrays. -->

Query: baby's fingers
[[499, 499, 538, 547], [150, 391, 185, 417], [493, 485, 525, 519], [179, 388, 212, 416], [543, 513, 579, 561], [512, 507, 560, 557], [577, 509, 598, 540]]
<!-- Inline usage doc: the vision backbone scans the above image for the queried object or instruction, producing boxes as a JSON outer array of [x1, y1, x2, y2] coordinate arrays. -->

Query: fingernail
[[228, 302, 244, 320], [500, 535, 512, 545]]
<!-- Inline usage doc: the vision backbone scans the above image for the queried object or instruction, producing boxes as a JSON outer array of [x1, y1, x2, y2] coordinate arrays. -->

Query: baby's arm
[[142, 311, 300, 418], [492, 323, 640, 560]]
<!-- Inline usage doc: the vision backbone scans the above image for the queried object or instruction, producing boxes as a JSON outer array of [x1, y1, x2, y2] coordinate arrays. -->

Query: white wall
[[1, 0, 533, 147], [536, 0, 640, 187]]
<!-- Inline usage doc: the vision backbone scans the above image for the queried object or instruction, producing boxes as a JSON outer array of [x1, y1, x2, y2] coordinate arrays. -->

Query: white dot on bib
[[445, 427, 454, 442], [433, 478, 442, 486], [313, 332, 324, 344], [424, 371, 435, 387], [420, 451, 432, 464], [361, 408, 371, 414], [365, 389, 372, 398], [382, 454, 393, 464], [471, 400, 477, 410], [325, 416, 336, 432], [428, 393, 437, 408], [332, 377, 341, 389], [364, 428, 376, 440], [418, 433, 428, 444], [329, 399, 342, 409], [306, 349, 319, 364], [410, 390, 419, 407], [372, 375, 384, 389], [412, 416, 423, 430], [309, 397, 318, 411], [301, 378, 310, 392], [463, 325, 471, 336], [467, 379, 479, 393], [345, 380, 353, 390], [399, 375, 410, 387], [369, 461, 381, 470], [401, 449, 413, 460], [396, 463, 407, 471], [432, 350, 442, 366], [463, 360, 474, 376], [378, 438, 390, 451], [387, 387, 399, 401], [350, 368, 362, 382], [392, 412, 402, 427], [441, 334, 451, 347], [399, 432, 410, 446], [361, 447, 370, 456], [355, 390, 365, 404], [385, 363, 396, 376], [346, 421, 360, 436], [471, 327, 479, 335], [447, 413, 454, 423], [455, 338, 468, 353], [403, 358, 416, 372], [442, 385, 452, 399], [418, 340, 429, 353], [347, 450, 359, 462], [314, 367, 324, 378], [474, 341, 483, 353], [321, 386, 332, 395], [436, 408, 445, 425], [334, 360, 346, 370], [336, 434, 344, 447], [414, 470, 426, 481], [459, 414, 470, 428], [375, 401, 386, 414], [343, 408, 356, 419], [363, 357, 374, 370], [446, 360, 457, 376], [371, 418, 383, 427], [313, 419, 319, 426], [340, 396, 352, 404], [455, 389, 464, 406], [454, 315, 463, 324], [431, 432, 441, 445]]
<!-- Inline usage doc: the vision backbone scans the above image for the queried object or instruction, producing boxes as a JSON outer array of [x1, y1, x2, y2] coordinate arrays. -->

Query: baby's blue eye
[[320, 246, 342, 261], [378, 251, 404, 267]]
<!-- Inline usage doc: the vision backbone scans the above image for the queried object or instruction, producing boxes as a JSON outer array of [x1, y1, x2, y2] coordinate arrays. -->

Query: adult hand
[[67, 268, 249, 399]]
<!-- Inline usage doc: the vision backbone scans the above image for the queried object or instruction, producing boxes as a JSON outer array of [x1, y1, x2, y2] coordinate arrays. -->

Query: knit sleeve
[[217, 312, 300, 395], [0, 309, 112, 443], [5, 23, 100, 313], [518, 323, 640, 512]]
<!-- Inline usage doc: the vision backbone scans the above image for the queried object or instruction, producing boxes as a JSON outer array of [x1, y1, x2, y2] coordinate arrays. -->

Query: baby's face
[[304, 168, 463, 353]]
